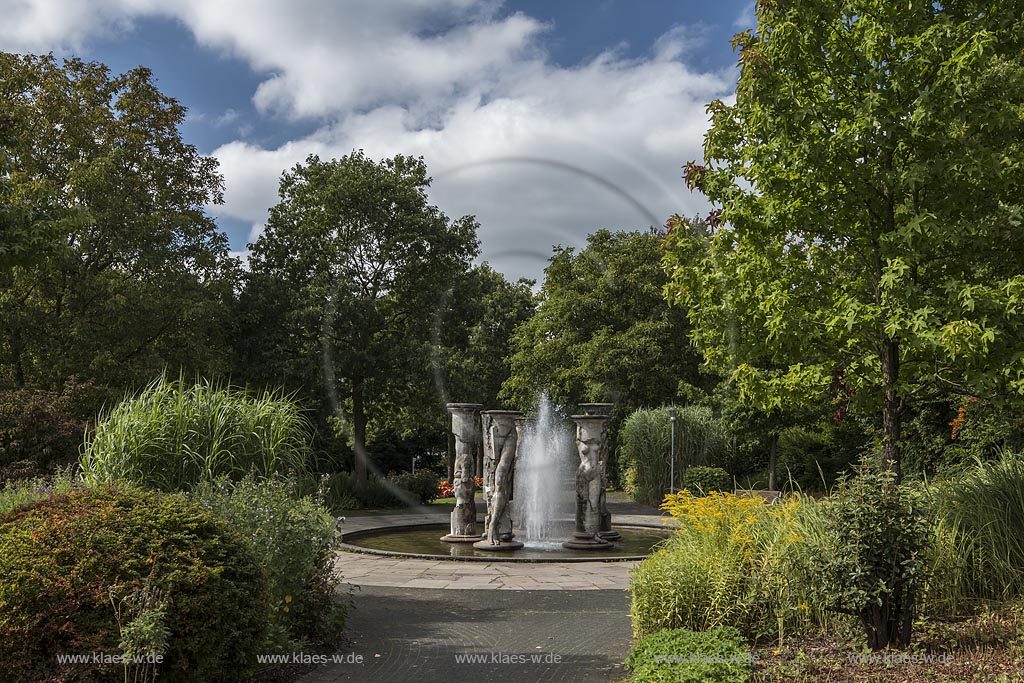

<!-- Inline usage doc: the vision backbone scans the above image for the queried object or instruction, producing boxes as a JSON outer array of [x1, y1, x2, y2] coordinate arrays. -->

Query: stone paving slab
[[332, 552, 640, 590], [297, 586, 634, 683]]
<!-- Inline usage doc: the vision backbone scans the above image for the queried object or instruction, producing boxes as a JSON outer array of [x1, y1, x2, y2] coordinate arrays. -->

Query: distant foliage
[[320, 471, 408, 511], [388, 470, 440, 504], [0, 486, 268, 683], [619, 406, 734, 505], [80, 375, 313, 491], [685, 466, 732, 495], [625, 626, 752, 683]]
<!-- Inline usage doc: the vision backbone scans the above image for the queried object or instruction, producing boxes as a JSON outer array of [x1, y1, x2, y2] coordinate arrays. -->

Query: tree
[[0, 53, 237, 390], [502, 228, 706, 414], [240, 151, 479, 491], [665, 0, 1024, 482]]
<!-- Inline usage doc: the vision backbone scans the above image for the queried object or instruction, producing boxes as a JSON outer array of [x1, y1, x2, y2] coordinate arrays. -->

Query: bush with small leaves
[[0, 485, 268, 683], [684, 466, 732, 495], [625, 626, 753, 683]]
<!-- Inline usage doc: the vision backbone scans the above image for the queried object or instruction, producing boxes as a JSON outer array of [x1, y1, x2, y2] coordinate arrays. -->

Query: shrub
[[389, 469, 440, 504], [0, 485, 268, 683], [320, 471, 407, 511], [810, 465, 929, 650], [684, 466, 732, 495], [190, 475, 345, 646], [619, 406, 734, 505], [631, 491, 826, 642], [80, 374, 313, 491], [0, 380, 101, 483], [624, 626, 752, 683]]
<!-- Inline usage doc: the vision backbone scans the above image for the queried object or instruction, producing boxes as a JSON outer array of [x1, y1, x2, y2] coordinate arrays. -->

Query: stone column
[[441, 403, 483, 543], [474, 410, 524, 551], [563, 413, 612, 550], [578, 403, 619, 540]]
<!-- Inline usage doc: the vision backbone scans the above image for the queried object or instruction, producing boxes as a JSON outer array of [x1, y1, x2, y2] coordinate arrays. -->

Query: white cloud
[[0, 0, 733, 282], [734, 2, 757, 30], [213, 108, 239, 127]]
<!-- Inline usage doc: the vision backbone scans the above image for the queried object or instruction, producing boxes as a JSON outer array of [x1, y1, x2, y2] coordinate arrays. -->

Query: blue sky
[[1, 0, 753, 282]]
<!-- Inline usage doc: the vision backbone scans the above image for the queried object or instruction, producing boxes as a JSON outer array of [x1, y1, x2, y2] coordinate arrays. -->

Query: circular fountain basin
[[340, 523, 670, 562]]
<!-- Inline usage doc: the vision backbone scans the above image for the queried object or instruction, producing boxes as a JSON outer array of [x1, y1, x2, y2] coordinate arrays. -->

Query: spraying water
[[514, 394, 573, 545]]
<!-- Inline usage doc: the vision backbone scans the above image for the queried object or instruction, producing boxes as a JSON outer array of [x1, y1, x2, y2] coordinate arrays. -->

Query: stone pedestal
[[441, 403, 483, 543], [563, 413, 612, 550], [578, 403, 619, 541], [474, 410, 524, 551]]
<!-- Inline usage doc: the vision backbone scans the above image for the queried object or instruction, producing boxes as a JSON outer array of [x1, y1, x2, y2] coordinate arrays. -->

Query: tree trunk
[[768, 432, 778, 491], [11, 332, 26, 388], [352, 378, 368, 497], [880, 336, 901, 479]]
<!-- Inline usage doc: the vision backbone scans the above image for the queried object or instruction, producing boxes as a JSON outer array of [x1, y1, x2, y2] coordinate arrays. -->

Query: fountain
[[513, 396, 574, 546], [343, 397, 669, 561]]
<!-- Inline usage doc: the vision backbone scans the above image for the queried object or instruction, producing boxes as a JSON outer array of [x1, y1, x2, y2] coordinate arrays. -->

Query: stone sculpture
[[563, 413, 612, 550], [441, 403, 483, 543], [578, 403, 619, 540], [474, 410, 524, 551]]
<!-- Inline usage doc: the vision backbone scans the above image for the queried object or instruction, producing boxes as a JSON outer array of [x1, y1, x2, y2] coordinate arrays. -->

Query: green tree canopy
[[238, 151, 480, 488], [0, 52, 237, 390], [502, 228, 705, 413], [664, 0, 1024, 475]]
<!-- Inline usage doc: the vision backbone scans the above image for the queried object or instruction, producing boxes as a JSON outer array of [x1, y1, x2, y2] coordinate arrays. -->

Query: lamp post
[[669, 407, 676, 494]]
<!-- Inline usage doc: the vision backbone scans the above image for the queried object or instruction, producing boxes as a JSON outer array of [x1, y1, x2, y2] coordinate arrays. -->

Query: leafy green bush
[[80, 374, 313, 491], [320, 471, 407, 511], [619, 406, 734, 505], [191, 475, 345, 645], [389, 469, 440, 504], [625, 626, 752, 683], [685, 466, 732, 495], [0, 485, 268, 683], [811, 465, 929, 649]]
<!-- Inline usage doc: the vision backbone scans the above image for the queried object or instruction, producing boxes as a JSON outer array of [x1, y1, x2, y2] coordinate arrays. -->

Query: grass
[[80, 374, 314, 492], [924, 450, 1024, 613], [619, 406, 734, 506], [0, 467, 81, 516]]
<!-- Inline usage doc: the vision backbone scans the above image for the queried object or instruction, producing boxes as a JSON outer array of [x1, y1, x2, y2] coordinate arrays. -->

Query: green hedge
[[685, 466, 732, 495], [389, 469, 440, 504], [0, 486, 268, 683]]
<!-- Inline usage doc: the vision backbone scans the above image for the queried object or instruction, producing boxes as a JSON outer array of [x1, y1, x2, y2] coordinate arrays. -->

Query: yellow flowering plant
[[631, 490, 831, 643]]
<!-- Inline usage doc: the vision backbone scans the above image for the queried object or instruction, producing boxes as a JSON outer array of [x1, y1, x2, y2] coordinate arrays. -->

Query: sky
[[0, 0, 754, 283]]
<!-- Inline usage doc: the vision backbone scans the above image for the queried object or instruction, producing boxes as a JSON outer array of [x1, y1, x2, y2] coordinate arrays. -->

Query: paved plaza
[[295, 495, 668, 682]]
